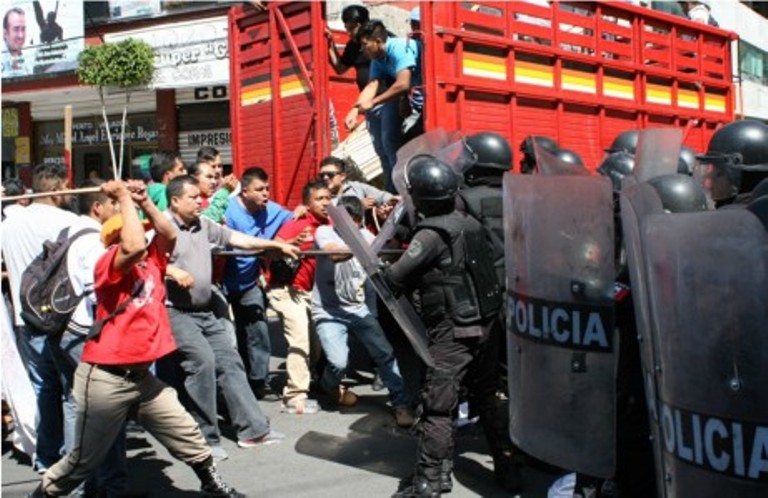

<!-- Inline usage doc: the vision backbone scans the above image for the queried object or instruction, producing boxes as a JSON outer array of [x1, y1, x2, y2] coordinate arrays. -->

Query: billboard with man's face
[[2, 0, 83, 79]]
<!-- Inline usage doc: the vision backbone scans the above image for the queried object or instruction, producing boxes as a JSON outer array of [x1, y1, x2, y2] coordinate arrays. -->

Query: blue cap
[[410, 7, 420, 23]]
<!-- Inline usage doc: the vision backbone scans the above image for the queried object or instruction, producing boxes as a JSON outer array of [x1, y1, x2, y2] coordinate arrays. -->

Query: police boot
[[193, 458, 245, 498], [493, 450, 523, 493], [438, 459, 453, 493], [392, 476, 442, 498]]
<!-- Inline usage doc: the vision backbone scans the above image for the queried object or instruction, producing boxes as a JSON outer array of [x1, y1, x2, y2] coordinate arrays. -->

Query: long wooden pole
[[211, 248, 404, 257], [64, 105, 73, 187], [1, 186, 101, 203]]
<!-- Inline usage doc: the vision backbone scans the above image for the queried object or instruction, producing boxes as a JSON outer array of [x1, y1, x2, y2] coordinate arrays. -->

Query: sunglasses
[[318, 171, 340, 179]]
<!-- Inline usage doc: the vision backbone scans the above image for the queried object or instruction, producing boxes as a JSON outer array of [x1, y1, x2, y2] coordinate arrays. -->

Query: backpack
[[19, 227, 98, 337]]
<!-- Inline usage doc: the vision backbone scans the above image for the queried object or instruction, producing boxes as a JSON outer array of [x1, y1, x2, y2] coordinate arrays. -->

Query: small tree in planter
[[77, 38, 155, 179]]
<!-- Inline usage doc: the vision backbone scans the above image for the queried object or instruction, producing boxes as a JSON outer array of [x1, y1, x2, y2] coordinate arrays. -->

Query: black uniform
[[385, 211, 514, 490]]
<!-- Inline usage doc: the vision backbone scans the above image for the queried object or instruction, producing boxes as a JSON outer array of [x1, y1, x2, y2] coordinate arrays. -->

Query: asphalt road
[[2, 319, 562, 497]]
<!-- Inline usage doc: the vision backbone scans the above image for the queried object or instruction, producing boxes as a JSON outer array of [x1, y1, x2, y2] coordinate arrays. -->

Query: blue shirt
[[223, 199, 292, 293], [369, 37, 423, 107]]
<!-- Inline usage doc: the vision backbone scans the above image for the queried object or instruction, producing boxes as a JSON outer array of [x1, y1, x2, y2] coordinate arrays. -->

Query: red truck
[[228, 1, 735, 207]]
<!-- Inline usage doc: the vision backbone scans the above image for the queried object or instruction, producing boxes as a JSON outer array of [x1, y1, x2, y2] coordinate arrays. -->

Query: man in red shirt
[[267, 180, 332, 414], [32, 180, 243, 498]]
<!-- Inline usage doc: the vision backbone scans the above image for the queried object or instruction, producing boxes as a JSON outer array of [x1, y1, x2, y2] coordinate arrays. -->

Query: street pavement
[[2, 319, 561, 497]]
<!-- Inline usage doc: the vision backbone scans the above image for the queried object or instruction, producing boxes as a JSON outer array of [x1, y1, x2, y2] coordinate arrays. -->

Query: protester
[[147, 151, 186, 212]]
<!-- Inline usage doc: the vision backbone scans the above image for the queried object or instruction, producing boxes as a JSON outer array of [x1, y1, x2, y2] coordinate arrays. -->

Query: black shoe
[[493, 453, 523, 493], [392, 477, 442, 498], [198, 465, 245, 497]]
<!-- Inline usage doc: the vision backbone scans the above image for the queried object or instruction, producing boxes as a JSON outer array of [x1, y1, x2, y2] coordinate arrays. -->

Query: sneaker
[[210, 445, 229, 462], [281, 398, 320, 415], [371, 372, 385, 391], [237, 430, 286, 448], [394, 406, 415, 428], [337, 386, 358, 407]]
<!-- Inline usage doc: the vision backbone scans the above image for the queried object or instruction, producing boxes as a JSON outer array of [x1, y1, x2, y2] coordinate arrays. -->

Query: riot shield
[[633, 128, 682, 184], [327, 205, 434, 367], [642, 209, 768, 497], [374, 129, 460, 251], [533, 140, 590, 176], [503, 173, 617, 478], [619, 183, 667, 494]]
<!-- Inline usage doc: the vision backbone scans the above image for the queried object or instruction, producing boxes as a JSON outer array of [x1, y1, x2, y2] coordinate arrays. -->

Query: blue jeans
[[367, 101, 402, 193], [51, 330, 128, 497], [167, 308, 270, 445], [228, 285, 271, 385], [316, 313, 409, 407], [16, 325, 64, 471]]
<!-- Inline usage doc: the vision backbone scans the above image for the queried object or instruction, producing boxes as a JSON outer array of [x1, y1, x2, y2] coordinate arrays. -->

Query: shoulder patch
[[406, 239, 423, 258]]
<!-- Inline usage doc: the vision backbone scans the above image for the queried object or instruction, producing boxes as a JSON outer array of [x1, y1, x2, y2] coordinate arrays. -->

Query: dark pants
[[416, 318, 513, 481], [228, 285, 271, 385], [167, 308, 270, 445]]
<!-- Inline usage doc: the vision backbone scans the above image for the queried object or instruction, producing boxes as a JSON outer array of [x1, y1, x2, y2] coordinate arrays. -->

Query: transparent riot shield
[[327, 205, 434, 367], [642, 209, 768, 497], [633, 128, 682, 184], [503, 173, 617, 478], [619, 182, 667, 494], [374, 129, 460, 252], [533, 140, 590, 176]]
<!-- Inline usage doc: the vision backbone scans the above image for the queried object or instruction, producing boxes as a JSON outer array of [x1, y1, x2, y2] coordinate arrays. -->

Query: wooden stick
[[211, 248, 404, 257], [1, 186, 101, 203], [64, 105, 73, 187]]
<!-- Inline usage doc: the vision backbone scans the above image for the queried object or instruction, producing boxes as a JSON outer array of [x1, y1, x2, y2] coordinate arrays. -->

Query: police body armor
[[503, 173, 617, 478], [636, 208, 768, 497], [457, 184, 505, 286], [414, 211, 502, 327]]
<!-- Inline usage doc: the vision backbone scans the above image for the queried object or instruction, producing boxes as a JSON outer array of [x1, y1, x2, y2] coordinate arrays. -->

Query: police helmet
[[405, 154, 459, 216], [520, 136, 559, 174], [553, 148, 585, 168], [647, 174, 709, 213], [605, 129, 639, 154], [597, 151, 635, 191], [465, 132, 513, 171], [699, 120, 768, 200], [677, 145, 696, 176]]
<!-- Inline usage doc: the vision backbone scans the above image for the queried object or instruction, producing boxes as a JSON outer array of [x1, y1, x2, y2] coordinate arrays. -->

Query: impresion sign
[[1, 0, 84, 79]]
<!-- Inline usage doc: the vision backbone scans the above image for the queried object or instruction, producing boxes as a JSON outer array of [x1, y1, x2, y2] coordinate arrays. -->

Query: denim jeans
[[15, 325, 64, 471], [168, 308, 270, 445], [316, 313, 409, 407], [51, 330, 128, 497], [367, 101, 402, 193], [228, 285, 271, 385]]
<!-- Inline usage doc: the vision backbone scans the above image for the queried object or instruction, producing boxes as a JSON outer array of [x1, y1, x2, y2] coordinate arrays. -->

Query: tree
[[76, 39, 155, 179]]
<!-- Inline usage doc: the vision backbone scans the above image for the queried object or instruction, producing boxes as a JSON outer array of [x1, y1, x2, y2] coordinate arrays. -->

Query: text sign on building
[[106, 17, 229, 89], [1, 0, 84, 79]]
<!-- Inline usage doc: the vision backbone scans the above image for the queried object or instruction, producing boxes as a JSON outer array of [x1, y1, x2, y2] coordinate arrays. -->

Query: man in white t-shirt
[[311, 196, 413, 427], [1, 164, 79, 472]]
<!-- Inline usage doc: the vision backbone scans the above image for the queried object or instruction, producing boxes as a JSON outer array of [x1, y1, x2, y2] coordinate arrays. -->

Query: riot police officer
[[386, 155, 520, 497]]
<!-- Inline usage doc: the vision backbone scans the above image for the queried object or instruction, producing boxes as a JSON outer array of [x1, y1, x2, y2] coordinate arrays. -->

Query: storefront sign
[[36, 114, 157, 148], [106, 17, 229, 89], [183, 129, 232, 148], [2, 108, 19, 137], [1, 0, 84, 79], [15, 136, 30, 163]]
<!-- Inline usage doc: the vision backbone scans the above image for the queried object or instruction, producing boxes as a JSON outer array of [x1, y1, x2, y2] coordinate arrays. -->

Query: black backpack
[[19, 227, 98, 337]]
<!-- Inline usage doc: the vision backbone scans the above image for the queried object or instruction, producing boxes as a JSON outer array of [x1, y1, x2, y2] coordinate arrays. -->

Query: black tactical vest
[[458, 184, 506, 285], [414, 211, 503, 327]]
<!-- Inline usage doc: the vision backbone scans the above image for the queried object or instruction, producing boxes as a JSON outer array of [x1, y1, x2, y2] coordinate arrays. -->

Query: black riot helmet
[[699, 120, 768, 201], [405, 154, 459, 216], [605, 129, 639, 154], [677, 145, 696, 176], [647, 174, 709, 213], [553, 148, 585, 168], [465, 132, 513, 171], [520, 135, 559, 174], [597, 151, 635, 192]]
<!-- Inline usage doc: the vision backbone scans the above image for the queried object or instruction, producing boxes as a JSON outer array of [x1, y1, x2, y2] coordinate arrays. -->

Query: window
[[739, 40, 767, 85]]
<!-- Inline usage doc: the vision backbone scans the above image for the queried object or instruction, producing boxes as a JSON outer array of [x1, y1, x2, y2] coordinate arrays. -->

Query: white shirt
[[1, 203, 79, 326], [66, 216, 106, 332]]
